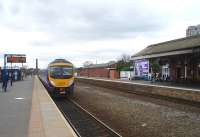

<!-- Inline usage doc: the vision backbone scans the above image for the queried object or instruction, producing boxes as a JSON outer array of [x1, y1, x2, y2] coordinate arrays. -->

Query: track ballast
[[55, 99, 121, 137]]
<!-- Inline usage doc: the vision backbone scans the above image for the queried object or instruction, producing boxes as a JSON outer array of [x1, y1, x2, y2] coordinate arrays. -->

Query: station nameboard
[[6, 54, 26, 63]]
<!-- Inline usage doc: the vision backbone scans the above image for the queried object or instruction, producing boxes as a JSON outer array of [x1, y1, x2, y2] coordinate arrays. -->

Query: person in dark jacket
[[10, 71, 14, 86], [2, 69, 9, 92]]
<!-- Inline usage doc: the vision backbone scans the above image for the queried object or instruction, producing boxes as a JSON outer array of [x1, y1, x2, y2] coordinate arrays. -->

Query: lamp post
[[36, 58, 38, 75]]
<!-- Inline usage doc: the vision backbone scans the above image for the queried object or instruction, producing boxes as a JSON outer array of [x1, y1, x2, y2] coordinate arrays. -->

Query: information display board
[[6, 54, 26, 63]]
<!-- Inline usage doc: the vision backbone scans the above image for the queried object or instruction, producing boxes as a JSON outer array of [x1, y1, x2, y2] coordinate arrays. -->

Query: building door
[[162, 64, 170, 80]]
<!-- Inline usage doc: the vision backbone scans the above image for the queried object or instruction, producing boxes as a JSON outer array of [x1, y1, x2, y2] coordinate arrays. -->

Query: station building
[[131, 35, 200, 83], [78, 62, 119, 79], [186, 24, 200, 37]]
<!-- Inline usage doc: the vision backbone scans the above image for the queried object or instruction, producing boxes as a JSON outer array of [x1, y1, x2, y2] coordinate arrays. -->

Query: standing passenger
[[2, 69, 9, 92], [0, 70, 2, 90], [21, 71, 24, 80], [10, 71, 13, 86], [14, 71, 18, 81]]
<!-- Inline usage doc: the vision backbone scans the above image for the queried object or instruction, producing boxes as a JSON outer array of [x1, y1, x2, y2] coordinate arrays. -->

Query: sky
[[0, 0, 200, 68]]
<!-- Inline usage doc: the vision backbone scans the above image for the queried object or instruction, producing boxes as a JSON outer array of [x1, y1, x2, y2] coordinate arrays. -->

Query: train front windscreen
[[49, 66, 73, 79]]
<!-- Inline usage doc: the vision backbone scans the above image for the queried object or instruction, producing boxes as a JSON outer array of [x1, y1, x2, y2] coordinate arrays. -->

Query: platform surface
[[29, 76, 77, 137], [0, 77, 33, 137], [0, 76, 77, 137]]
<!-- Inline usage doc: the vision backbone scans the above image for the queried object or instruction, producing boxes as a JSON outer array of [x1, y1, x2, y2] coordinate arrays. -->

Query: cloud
[[0, 0, 167, 41], [0, 0, 200, 68]]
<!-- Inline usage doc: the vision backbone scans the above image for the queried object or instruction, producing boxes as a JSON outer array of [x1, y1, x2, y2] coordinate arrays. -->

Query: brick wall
[[79, 67, 109, 78], [78, 67, 119, 79], [109, 70, 119, 79]]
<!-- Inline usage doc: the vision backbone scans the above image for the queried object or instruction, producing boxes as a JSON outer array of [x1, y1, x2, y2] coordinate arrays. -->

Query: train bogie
[[48, 85, 74, 97]]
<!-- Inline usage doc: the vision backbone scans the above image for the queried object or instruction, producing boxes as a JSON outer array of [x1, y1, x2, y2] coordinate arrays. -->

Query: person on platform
[[10, 71, 14, 86], [2, 69, 9, 92], [21, 71, 24, 80]]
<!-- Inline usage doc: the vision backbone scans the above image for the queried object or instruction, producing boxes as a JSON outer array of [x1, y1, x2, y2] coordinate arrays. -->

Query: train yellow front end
[[47, 59, 74, 97]]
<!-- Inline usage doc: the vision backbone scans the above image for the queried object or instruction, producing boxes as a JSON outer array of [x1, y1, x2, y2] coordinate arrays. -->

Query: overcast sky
[[0, 0, 200, 68]]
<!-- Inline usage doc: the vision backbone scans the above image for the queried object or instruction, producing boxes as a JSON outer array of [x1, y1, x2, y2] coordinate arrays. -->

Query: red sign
[[7, 56, 26, 63]]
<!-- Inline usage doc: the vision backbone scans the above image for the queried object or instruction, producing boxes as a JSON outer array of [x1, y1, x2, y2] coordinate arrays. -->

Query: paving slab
[[0, 77, 33, 137], [0, 76, 77, 137], [28, 76, 77, 137]]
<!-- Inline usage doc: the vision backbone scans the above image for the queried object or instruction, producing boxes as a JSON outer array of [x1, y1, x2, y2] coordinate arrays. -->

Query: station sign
[[6, 54, 26, 63]]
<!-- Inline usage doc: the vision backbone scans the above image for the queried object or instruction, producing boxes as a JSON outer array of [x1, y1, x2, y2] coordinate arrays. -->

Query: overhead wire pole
[[22, 57, 23, 68], [4, 54, 7, 69], [11, 55, 13, 79]]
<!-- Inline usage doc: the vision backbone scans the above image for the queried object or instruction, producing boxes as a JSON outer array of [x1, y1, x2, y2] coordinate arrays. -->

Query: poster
[[134, 59, 149, 77]]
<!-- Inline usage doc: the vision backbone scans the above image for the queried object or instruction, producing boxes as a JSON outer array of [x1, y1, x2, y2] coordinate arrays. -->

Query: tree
[[116, 54, 132, 71], [121, 54, 131, 63], [151, 61, 160, 73], [83, 61, 93, 67]]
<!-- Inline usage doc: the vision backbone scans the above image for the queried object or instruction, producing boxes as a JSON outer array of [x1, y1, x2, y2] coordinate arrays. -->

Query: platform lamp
[[10, 55, 13, 74], [4, 54, 7, 69]]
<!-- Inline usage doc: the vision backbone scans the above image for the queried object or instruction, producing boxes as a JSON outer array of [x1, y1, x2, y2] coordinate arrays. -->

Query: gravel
[[72, 82, 200, 137]]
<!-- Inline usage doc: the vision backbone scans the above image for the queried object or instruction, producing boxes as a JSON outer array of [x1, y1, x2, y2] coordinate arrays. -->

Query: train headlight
[[50, 80, 56, 86]]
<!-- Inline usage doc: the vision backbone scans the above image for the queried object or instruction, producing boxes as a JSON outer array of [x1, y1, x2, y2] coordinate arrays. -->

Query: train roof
[[50, 59, 72, 64], [48, 59, 73, 67]]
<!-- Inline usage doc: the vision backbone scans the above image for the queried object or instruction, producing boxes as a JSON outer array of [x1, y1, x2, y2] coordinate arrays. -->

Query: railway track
[[55, 99, 121, 137], [39, 76, 121, 137]]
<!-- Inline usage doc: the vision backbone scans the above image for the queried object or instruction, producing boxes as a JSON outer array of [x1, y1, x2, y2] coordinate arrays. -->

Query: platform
[[76, 77, 200, 104], [0, 76, 77, 137], [0, 76, 33, 137]]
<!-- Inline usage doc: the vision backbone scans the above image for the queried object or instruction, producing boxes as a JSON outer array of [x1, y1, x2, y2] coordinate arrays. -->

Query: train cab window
[[63, 67, 73, 76], [49, 66, 73, 79]]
